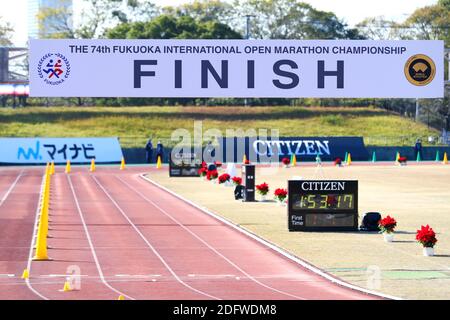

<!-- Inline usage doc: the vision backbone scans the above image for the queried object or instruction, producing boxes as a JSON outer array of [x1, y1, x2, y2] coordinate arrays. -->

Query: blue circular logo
[[37, 53, 71, 85]]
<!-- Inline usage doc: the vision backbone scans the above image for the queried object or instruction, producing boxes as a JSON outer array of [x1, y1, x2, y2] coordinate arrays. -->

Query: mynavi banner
[[0, 138, 123, 164], [219, 137, 369, 162], [29, 39, 444, 98]]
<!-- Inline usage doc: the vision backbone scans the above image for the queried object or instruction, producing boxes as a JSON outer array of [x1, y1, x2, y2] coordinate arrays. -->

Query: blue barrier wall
[[122, 146, 450, 164], [367, 146, 450, 161]]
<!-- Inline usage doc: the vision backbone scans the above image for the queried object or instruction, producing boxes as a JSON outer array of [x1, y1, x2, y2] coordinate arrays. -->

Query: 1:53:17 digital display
[[292, 194, 354, 210]]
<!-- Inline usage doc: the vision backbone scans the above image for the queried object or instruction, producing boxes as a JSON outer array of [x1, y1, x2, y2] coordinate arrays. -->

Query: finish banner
[[0, 137, 123, 164], [29, 39, 444, 98]]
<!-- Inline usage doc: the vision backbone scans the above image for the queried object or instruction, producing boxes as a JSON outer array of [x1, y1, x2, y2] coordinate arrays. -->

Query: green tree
[[233, 0, 363, 39], [0, 16, 13, 46], [357, 1, 449, 45], [106, 14, 242, 39], [402, 0, 450, 46], [37, 0, 75, 39], [163, 0, 234, 25]]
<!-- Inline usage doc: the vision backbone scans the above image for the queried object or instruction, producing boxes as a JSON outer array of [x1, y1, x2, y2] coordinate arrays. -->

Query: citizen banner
[[218, 136, 369, 162], [0, 137, 123, 164], [29, 39, 444, 98]]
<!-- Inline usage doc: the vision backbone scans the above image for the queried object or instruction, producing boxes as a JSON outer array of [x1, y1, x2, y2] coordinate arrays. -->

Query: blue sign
[[219, 137, 369, 162], [0, 137, 123, 164]]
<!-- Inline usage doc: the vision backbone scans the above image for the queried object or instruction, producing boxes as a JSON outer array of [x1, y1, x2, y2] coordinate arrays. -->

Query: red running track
[[0, 166, 383, 300]]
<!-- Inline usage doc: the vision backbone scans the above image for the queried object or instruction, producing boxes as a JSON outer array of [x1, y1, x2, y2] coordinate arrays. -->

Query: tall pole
[[415, 98, 420, 122], [244, 15, 255, 107]]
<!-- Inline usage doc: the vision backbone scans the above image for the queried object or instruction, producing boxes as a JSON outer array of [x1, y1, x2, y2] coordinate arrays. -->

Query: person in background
[[145, 138, 153, 163], [156, 140, 164, 163], [414, 138, 422, 160], [204, 140, 215, 162]]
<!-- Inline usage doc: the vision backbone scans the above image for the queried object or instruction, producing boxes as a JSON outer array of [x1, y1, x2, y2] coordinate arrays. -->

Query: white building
[[27, 0, 73, 39]]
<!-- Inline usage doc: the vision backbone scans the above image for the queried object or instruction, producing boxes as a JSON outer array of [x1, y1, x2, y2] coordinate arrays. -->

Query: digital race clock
[[288, 180, 358, 231]]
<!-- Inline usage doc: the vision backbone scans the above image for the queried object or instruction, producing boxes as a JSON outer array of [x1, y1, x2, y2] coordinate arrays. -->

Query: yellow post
[[63, 281, 72, 292], [21, 269, 29, 280], [33, 170, 50, 261], [50, 161, 55, 175], [65, 160, 71, 174], [242, 154, 247, 164], [347, 153, 352, 166], [156, 156, 162, 169], [90, 158, 96, 172], [33, 218, 49, 260], [443, 152, 448, 165], [120, 157, 126, 170], [292, 154, 297, 166]]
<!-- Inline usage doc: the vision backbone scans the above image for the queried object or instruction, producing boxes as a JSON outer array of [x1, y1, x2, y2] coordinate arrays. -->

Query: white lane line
[[0, 274, 15, 277], [0, 170, 23, 207], [67, 175, 135, 300], [118, 175, 306, 300], [25, 174, 49, 300], [92, 175, 220, 300], [140, 174, 401, 301]]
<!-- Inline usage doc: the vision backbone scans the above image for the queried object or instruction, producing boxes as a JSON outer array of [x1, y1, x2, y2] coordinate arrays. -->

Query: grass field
[[0, 106, 439, 147], [148, 164, 450, 300]]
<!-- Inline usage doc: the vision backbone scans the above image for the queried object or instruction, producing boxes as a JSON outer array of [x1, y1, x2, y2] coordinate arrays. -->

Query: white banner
[[0, 137, 123, 164], [29, 39, 444, 98]]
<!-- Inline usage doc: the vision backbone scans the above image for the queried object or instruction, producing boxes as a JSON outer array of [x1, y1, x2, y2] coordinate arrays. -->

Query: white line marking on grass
[[67, 175, 135, 300], [139, 173, 401, 300], [118, 175, 306, 300], [92, 175, 220, 300]]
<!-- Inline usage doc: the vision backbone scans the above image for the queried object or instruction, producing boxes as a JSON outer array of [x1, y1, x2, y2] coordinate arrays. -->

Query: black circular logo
[[404, 54, 435, 86]]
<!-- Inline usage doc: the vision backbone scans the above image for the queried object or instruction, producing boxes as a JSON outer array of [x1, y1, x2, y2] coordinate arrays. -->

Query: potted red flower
[[398, 156, 407, 166], [206, 169, 218, 182], [232, 176, 242, 186], [256, 182, 269, 201], [334, 158, 342, 166], [198, 167, 207, 179], [218, 173, 231, 186], [378, 215, 397, 242], [416, 225, 438, 256], [281, 157, 290, 168], [274, 188, 288, 206]]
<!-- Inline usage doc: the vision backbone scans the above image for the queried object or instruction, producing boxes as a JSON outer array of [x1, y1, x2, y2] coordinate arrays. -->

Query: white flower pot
[[260, 194, 267, 202], [284, 164, 290, 168], [277, 199, 286, 207], [383, 233, 394, 242], [423, 247, 434, 256], [224, 181, 232, 187]]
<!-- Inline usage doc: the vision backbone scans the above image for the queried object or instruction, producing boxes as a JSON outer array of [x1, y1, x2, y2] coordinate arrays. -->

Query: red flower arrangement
[[334, 158, 342, 166], [218, 173, 230, 184], [256, 182, 269, 195], [206, 169, 218, 180], [274, 188, 288, 202], [281, 157, 290, 165], [232, 176, 242, 186], [416, 225, 438, 248], [198, 167, 207, 177], [398, 156, 407, 163], [378, 215, 397, 233], [201, 161, 207, 168]]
